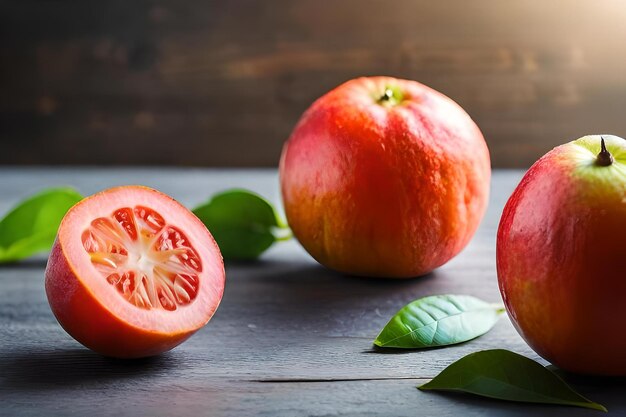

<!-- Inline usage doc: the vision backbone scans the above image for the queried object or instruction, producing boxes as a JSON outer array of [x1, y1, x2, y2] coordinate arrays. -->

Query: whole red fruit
[[497, 135, 626, 375], [279, 76, 491, 277]]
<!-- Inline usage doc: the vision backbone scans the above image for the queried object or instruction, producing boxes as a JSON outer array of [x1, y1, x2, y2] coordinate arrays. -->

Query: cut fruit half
[[45, 186, 225, 358]]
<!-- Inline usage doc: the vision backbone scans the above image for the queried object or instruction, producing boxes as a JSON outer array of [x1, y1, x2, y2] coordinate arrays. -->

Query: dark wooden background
[[2, 1, 626, 167]]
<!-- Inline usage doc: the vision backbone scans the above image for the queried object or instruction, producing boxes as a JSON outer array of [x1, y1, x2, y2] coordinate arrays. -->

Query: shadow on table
[[547, 365, 626, 385], [364, 340, 474, 355], [228, 260, 438, 306], [233, 258, 439, 288], [0, 347, 177, 390], [220, 260, 441, 337]]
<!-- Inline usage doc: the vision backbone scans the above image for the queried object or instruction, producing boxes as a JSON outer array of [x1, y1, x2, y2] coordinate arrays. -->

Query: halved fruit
[[45, 185, 225, 358]]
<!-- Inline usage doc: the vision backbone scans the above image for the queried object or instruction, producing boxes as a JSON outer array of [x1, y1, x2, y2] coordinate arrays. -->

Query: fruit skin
[[45, 186, 225, 359], [279, 76, 490, 277], [46, 241, 193, 358], [497, 135, 626, 376]]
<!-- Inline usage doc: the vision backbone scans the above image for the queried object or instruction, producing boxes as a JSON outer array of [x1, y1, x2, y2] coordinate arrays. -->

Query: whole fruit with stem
[[497, 135, 626, 375], [280, 76, 491, 277]]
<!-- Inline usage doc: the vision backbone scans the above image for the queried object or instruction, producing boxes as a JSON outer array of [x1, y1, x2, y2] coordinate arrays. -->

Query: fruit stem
[[490, 303, 506, 314], [596, 137, 614, 167], [379, 88, 394, 102], [377, 87, 403, 106], [273, 227, 293, 241]]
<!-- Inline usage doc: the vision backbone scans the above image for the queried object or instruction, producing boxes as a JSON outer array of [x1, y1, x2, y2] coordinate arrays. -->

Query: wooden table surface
[[1, 168, 624, 416]]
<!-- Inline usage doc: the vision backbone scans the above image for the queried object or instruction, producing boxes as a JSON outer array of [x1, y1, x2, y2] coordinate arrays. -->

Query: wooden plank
[[4, 377, 624, 417], [0, 259, 537, 382], [2, 2, 626, 167], [1, 168, 624, 416]]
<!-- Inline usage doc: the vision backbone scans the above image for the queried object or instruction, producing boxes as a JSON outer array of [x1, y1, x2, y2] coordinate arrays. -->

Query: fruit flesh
[[280, 76, 490, 277], [497, 135, 626, 375], [46, 186, 224, 358], [82, 206, 201, 311]]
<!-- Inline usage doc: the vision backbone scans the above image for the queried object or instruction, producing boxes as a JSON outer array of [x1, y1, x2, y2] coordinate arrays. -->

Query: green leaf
[[419, 349, 607, 412], [193, 189, 290, 260], [374, 294, 504, 348], [0, 188, 83, 263]]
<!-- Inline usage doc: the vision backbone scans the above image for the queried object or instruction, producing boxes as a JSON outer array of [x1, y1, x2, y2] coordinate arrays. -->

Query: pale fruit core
[[81, 206, 202, 311]]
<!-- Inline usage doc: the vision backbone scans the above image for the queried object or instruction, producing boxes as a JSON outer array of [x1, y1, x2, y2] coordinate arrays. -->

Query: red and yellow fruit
[[497, 135, 626, 375], [280, 76, 491, 277], [45, 185, 225, 358]]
